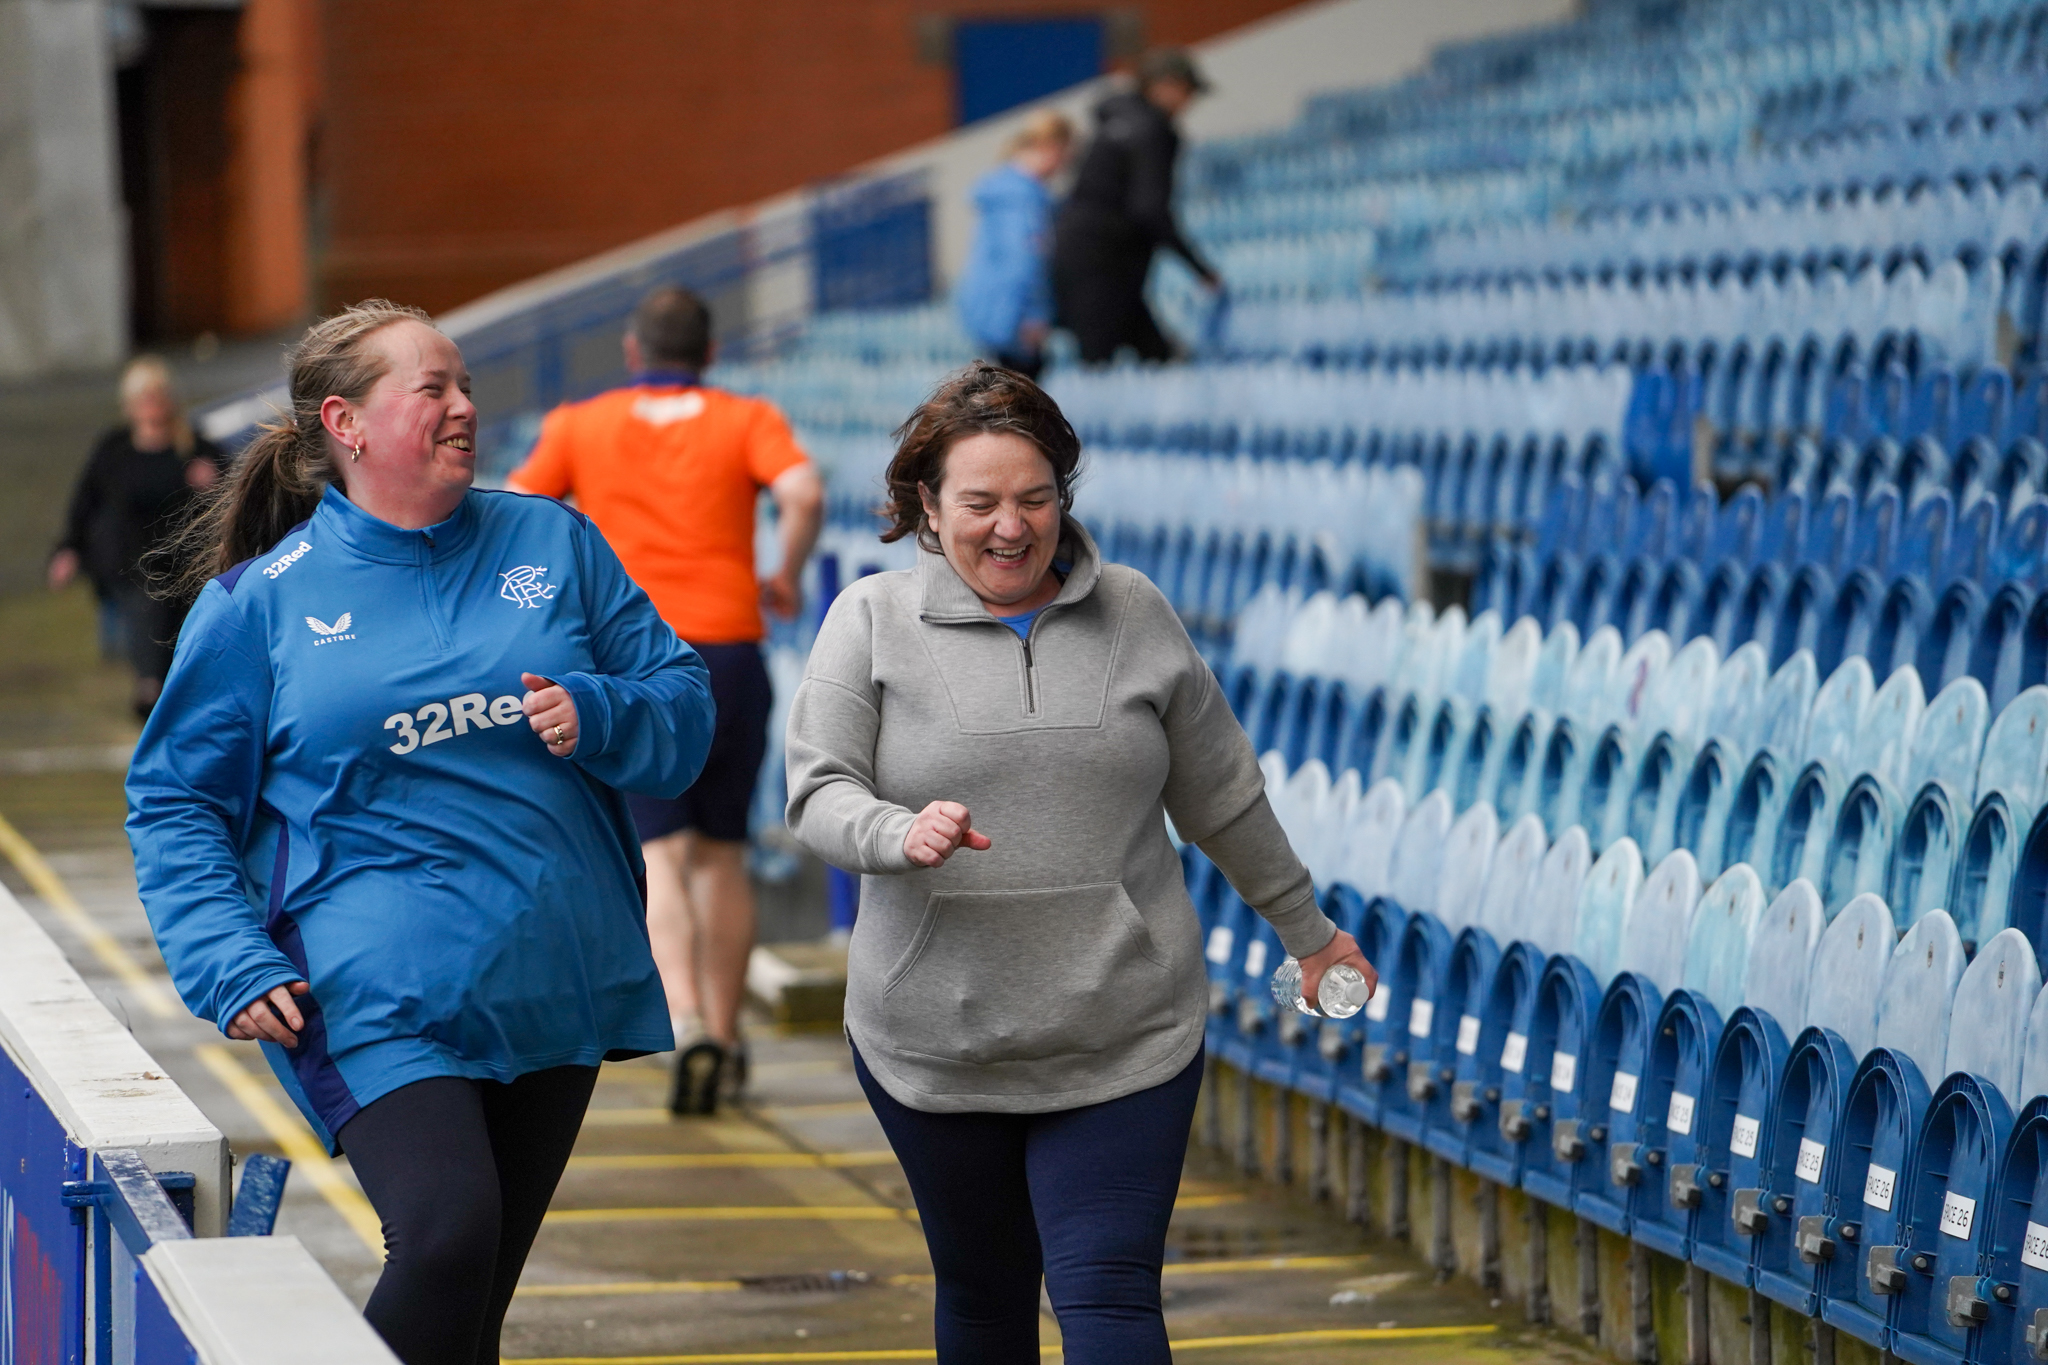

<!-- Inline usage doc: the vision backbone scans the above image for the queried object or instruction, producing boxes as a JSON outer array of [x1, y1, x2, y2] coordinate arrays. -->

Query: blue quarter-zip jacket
[[127, 485, 714, 1152], [955, 163, 1054, 353]]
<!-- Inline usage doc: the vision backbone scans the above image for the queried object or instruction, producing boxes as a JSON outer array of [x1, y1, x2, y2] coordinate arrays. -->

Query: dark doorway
[[953, 16, 1105, 126], [117, 8, 241, 342]]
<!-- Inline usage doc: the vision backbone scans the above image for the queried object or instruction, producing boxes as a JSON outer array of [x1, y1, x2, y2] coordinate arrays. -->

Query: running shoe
[[669, 1029, 726, 1116]]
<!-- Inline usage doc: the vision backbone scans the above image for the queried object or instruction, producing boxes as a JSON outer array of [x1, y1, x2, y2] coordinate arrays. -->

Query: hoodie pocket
[[879, 881, 1179, 1066]]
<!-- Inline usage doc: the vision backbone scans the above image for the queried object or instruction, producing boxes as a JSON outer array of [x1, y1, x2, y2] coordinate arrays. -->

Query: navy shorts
[[629, 642, 771, 844]]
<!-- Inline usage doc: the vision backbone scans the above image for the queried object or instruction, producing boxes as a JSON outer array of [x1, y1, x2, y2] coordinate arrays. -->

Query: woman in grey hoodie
[[784, 363, 1375, 1364]]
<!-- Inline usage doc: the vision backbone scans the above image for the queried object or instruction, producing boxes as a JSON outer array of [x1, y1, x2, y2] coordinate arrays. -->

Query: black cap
[[1136, 47, 1210, 93]]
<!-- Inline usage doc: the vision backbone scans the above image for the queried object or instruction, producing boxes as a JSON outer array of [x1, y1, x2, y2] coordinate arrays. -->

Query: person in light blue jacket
[[954, 111, 1072, 379], [128, 300, 714, 1365]]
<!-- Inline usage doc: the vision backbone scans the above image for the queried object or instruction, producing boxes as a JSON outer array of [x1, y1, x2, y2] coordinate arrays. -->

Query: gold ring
[[553, 725, 567, 744]]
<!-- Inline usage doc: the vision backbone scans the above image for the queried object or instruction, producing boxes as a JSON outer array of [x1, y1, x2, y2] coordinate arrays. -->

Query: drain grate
[[737, 1270, 872, 1293]]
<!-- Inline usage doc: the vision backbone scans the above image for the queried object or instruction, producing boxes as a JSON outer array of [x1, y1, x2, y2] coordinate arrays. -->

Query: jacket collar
[[917, 515, 1103, 624], [314, 483, 478, 565]]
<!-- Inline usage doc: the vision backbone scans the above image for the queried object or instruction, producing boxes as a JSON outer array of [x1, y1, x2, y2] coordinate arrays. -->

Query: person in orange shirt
[[510, 286, 824, 1114]]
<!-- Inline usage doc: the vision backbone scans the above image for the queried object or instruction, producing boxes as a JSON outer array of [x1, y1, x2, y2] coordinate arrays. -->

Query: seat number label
[[1243, 940, 1268, 979], [1729, 1114, 1760, 1159], [1550, 1051, 1577, 1093], [1500, 1032, 1528, 1074], [1609, 1070, 1638, 1112], [1795, 1138, 1825, 1185], [1366, 986, 1392, 1021], [1666, 1092, 1694, 1136], [1456, 1013, 1481, 1056], [1205, 926, 1234, 965], [1863, 1163, 1896, 1212], [2022, 1221, 2048, 1272], [1940, 1190, 1975, 1240], [1409, 998, 1434, 1038]]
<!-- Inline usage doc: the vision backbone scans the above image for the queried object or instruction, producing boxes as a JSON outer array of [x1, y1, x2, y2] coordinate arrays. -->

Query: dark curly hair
[[881, 362, 1082, 549]]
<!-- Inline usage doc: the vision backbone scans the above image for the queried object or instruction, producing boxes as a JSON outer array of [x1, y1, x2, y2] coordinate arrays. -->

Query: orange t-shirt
[[511, 384, 809, 644]]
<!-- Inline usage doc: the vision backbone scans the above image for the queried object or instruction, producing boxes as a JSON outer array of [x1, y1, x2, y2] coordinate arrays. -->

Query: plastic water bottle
[[1269, 958, 1375, 1019]]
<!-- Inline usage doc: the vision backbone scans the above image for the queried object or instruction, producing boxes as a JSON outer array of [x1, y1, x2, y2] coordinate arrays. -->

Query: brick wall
[[316, 0, 1306, 314]]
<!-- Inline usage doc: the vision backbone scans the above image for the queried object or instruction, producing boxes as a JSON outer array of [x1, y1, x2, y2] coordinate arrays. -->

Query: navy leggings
[[852, 1044, 1203, 1365]]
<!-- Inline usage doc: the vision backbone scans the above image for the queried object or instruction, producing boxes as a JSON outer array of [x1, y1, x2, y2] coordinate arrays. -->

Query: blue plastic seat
[[1376, 910, 1459, 1146], [1759, 650, 1820, 761], [1816, 566, 1885, 677], [1646, 557, 1706, 642], [1678, 863, 1769, 1020], [1877, 909, 1968, 1104], [1971, 582, 2034, 711], [1806, 488, 1859, 575], [1573, 969, 1663, 1235], [1892, 489, 1954, 582], [1414, 696, 1477, 800], [1752, 1021, 1863, 1316], [1491, 711, 1548, 827], [1524, 826, 1593, 961], [1918, 576, 1986, 692], [1982, 1096, 2048, 1365], [1991, 496, 2048, 591], [1852, 485, 1901, 579], [1332, 777, 1407, 903], [1852, 664, 1927, 796], [1954, 787, 2034, 951], [1529, 620, 1580, 714], [1706, 641, 1769, 754], [1740, 879, 1824, 1036], [1524, 552, 1582, 633], [1958, 368, 2011, 446], [1517, 953, 1607, 1212], [1701, 558, 1754, 657], [1945, 928, 2040, 1109], [1611, 557, 1660, 643], [1760, 491, 1808, 567], [1572, 836, 1645, 988], [1772, 760, 1844, 901], [1817, 1045, 1936, 1348], [1568, 553, 1624, 637], [1941, 494, 2000, 584], [1823, 773, 1908, 917], [1715, 484, 1768, 566], [1868, 574, 1935, 681], [1807, 657, 1877, 775], [1534, 716, 1590, 837], [1423, 923, 1507, 1165], [1619, 849, 1704, 998], [1723, 749, 1791, 888], [1769, 564, 1834, 670], [1435, 803, 1499, 935], [1886, 1074, 2016, 1365], [1806, 893, 1900, 1061], [1733, 562, 1787, 658], [1467, 940, 1553, 1188], [1668, 739, 1742, 882], [1475, 812, 1547, 947]]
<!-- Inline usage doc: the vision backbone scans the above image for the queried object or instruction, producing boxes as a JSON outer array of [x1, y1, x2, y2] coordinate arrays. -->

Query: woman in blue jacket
[[128, 300, 715, 1365], [954, 111, 1072, 379]]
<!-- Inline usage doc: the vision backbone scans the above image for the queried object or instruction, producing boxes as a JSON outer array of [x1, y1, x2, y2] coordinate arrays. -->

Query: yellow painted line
[[545, 1205, 914, 1225], [1170, 1324, 1498, 1350], [518, 1278, 745, 1297], [515, 1254, 1375, 1299], [566, 1151, 897, 1171], [1161, 1253, 1375, 1276], [504, 1323, 1495, 1363], [193, 1043, 385, 1256], [546, 1192, 1237, 1225], [0, 811, 177, 1018], [580, 1108, 679, 1126], [755, 1101, 875, 1118]]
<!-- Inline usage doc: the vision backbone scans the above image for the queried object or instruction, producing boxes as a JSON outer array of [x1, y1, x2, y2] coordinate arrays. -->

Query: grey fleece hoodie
[[784, 519, 1337, 1113]]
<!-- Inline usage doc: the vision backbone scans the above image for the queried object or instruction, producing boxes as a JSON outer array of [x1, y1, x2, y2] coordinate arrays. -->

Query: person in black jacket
[[50, 356, 224, 718], [1051, 48, 1221, 364]]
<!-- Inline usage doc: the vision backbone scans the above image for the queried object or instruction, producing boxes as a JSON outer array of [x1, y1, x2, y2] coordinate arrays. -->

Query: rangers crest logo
[[499, 565, 557, 609]]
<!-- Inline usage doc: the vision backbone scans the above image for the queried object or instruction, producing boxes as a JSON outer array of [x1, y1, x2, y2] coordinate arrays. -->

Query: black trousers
[[1052, 231, 1175, 365], [339, 1066, 596, 1365]]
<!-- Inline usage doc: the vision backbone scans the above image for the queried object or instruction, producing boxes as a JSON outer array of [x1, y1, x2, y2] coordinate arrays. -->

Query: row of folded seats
[[1189, 604, 2048, 1360], [1225, 595, 2048, 950]]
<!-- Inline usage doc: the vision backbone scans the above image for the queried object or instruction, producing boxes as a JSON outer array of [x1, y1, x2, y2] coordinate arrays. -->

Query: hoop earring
[[350, 441, 362, 463]]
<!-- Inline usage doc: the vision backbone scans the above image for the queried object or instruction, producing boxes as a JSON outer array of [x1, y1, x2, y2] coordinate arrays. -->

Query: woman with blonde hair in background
[[50, 355, 224, 717], [955, 109, 1074, 379]]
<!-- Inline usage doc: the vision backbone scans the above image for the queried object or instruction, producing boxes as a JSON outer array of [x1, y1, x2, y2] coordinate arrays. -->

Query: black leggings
[[339, 1066, 596, 1365]]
